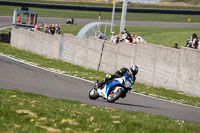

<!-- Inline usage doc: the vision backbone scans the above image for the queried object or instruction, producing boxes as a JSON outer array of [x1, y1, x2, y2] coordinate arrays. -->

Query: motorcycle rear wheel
[[107, 87, 123, 103], [89, 88, 99, 100]]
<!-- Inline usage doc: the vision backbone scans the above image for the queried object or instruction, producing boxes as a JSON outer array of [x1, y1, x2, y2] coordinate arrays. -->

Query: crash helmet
[[130, 64, 138, 76]]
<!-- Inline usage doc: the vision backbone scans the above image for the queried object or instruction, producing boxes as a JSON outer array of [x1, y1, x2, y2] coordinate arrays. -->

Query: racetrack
[[1, 16, 200, 124], [1, 54, 200, 124], [2, 16, 200, 28]]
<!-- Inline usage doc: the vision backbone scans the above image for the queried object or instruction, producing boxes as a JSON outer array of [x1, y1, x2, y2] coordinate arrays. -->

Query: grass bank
[[1, 88, 200, 133], [60, 24, 200, 47], [1, 0, 200, 10], [0, 42, 200, 107], [1, 5, 200, 23], [1, 25, 200, 48]]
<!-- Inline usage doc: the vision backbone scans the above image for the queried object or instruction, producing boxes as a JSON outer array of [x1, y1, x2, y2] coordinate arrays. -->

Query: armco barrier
[[10, 28, 200, 97]]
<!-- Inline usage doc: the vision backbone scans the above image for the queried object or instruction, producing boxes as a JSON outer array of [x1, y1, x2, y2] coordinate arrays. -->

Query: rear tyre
[[107, 87, 123, 103], [89, 88, 99, 100]]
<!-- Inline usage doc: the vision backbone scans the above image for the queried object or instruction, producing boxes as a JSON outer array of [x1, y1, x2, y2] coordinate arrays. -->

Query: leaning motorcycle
[[88, 73, 134, 103]]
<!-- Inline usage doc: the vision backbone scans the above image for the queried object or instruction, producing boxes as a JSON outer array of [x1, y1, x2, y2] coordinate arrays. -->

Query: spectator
[[185, 33, 199, 49], [110, 32, 116, 42], [110, 32, 119, 44], [17, 14, 20, 23], [172, 43, 179, 49], [55, 24, 61, 34], [120, 29, 132, 43], [96, 31, 106, 40], [120, 31, 127, 42], [48, 25, 52, 34], [44, 25, 49, 34], [132, 34, 137, 44], [48, 25, 55, 35], [34, 24, 40, 32], [123, 28, 131, 37]]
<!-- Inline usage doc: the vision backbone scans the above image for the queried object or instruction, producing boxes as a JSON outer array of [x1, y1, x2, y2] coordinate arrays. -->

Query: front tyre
[[89, 88, 99, 100], [107, 87, 123, 103]]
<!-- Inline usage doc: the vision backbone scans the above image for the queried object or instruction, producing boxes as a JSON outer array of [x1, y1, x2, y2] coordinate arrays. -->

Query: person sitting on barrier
[[185, 33, 199, 49], [44, 25, 50, 34], [50, 24, 56, 35], [34, 24, 40, 32], [96, 30, 107, 40], [119, 29, 132, 43], [110, 32, 119, 43], [96, 64, 138, 90], [119, 31, 127, 42], [172, 43, 179, 49], [55, 24, 61, 34]]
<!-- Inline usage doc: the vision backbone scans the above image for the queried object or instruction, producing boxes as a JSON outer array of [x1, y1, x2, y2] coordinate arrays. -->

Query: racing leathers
[[97, 67, 136, 89]]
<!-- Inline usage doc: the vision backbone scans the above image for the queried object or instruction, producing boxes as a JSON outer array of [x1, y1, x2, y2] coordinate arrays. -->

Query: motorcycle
[[88, 72, 134, 103]]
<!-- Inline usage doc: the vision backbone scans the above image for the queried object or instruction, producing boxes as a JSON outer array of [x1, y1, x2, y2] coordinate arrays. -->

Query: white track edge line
[[0, 53, 200, 109]]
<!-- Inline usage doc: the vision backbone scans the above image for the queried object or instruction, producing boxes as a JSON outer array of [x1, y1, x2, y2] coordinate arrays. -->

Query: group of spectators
[[185, 33, 199, 49], [172, 33, 200, 49], [34, 24, 61, 35], [110, 29, 146, 44]]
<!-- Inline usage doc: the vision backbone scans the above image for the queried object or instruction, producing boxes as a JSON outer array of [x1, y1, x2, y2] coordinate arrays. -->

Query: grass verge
[[0, 42, 200, 107], [1, 0, 200, 10], [1, 5, 200, 23], [60, 24, 200, 47], [1, 88, 200, 133], [1, 24, 200, 48]]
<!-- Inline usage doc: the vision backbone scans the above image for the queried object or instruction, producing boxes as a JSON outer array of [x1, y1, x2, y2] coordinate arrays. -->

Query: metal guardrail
[[1, 1, 200, 15]]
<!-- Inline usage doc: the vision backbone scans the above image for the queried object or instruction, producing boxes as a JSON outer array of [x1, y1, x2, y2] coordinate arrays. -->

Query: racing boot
[[97, 80, 105, 89], [94, 80, 99, 90]]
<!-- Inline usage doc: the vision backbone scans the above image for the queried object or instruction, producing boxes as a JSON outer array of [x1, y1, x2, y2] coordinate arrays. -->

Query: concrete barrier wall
[[10, 28, 200, 96], [177, 47, 200, 96], [11, 28, 60, 59], [62, 34, 104, 70]]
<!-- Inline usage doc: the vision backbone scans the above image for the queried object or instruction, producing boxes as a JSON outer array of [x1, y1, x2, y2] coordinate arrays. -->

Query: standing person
[[55, 24, 61, 34], [17, 14, 20, 23]]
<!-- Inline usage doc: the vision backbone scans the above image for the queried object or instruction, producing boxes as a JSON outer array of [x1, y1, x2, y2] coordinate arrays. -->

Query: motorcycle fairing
[[105, 79, 121, 95]]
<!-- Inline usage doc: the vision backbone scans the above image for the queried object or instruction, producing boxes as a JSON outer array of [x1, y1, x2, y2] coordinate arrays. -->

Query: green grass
[[2, 0, 200, 10], [0, 42, 200, 107], [2, 25, 200, 48], [60, 24, 200, 47], [163, 0, 200, 5], [0, 28, 11, 34], [1, 88, 200, 133], [1, 5, 200, 23]]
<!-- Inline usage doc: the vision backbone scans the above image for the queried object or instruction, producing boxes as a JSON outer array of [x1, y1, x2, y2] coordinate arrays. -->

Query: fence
[[11, 28, 200, 97]]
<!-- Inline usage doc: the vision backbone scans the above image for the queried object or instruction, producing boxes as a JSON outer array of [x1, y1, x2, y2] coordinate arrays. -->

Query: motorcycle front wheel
[[88, 88, 99, 100], [107, 87, 123, 103]]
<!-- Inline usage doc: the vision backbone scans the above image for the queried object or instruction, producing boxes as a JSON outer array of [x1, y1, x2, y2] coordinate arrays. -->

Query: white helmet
[[130, 64, 138, 76]]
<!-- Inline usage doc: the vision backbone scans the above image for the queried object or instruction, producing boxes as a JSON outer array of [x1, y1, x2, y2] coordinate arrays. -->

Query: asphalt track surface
[[1, 16, 200, 124], [2, 16, 200, 29], [1, 54, 200, 124]]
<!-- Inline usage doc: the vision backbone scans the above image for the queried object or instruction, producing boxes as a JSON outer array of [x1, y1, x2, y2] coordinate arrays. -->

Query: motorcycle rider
[[96, 64, 138, 89]]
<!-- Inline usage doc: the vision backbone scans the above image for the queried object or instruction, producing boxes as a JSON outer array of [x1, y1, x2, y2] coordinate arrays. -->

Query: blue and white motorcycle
[[89, 73, 134, 102]]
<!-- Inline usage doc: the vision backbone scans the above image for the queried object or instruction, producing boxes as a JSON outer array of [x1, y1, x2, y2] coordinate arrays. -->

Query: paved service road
[[1, 16, 200, 29], [1, 54, 200, 124]]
